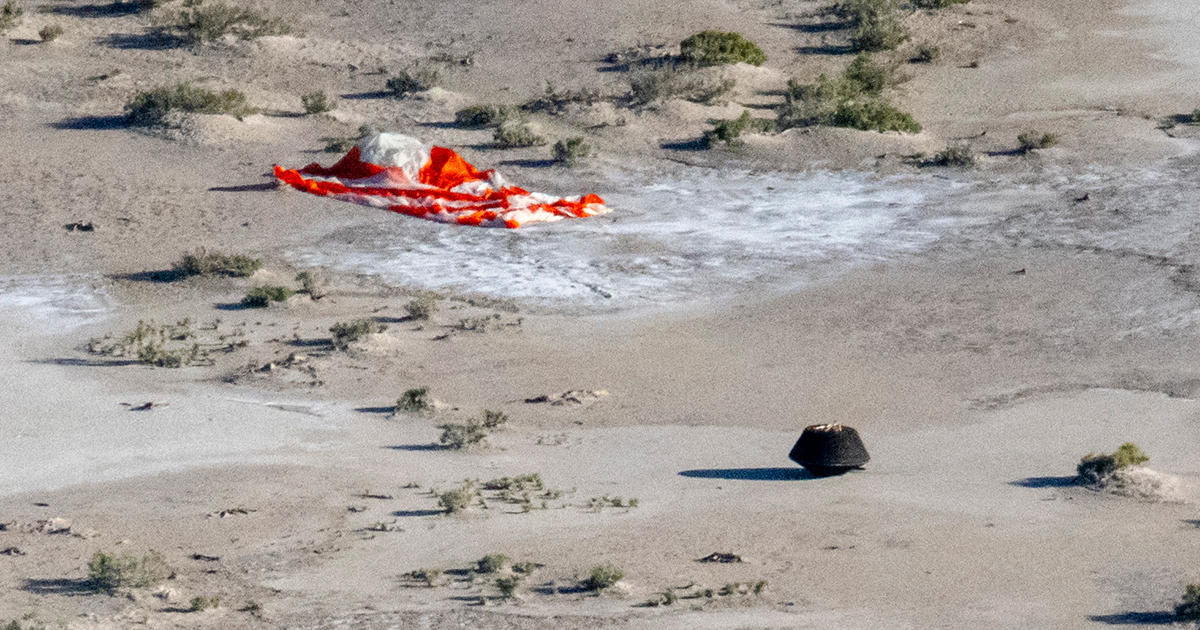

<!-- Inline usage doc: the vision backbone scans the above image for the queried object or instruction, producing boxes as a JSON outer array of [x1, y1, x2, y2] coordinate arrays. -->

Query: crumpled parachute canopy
[[274, 133, 608, 228]]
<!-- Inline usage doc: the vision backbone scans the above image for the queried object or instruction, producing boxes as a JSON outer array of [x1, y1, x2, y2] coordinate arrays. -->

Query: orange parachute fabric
[[274, 133, 608, 228]]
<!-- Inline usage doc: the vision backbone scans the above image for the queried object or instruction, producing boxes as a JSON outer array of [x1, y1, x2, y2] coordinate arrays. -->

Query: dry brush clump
[[703, 110, 775, 148], [1178, 583, 1200, 622], [0, 0, 22, 31], [301, 90, 336, 115], [329, 319, 386, 350], [627, 68, 736, 107], [171, 248, 262, 278], [493, 121, 546, 148], [454, 104, 520, 128], [778, 53, 919, 133], [87, 550, 172, 593], [1077, 442, 1149, 485], [582, 564, 624, 593], [240, 285, 293, 308], [394, 387, 430, 413], [1017, 130, 1058, 153], [38, 23, 63, 41], [168, 0, 290, 45], [552, 138, 590, 166], [87, 319, 210, 368], [126, 83, 258, 126], [678, 30, 766, 67], [387, 68, 439, 98], [437, 479, 481, 513]]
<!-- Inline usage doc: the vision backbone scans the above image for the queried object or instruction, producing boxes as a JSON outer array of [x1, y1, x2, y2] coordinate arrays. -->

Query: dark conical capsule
[[788, 424, 870, 477]]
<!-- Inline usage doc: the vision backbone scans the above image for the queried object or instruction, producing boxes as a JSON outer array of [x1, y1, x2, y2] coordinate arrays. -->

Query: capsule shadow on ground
[[678, 467, 815, 481]]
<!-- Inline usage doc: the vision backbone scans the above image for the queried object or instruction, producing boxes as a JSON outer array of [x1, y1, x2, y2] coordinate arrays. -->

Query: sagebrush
[[493, 121, 546, 148], [126, 83, 257, 126], [171, 0, 290, 45], [301, 90, 336, 115], [88, 550, 172, 593], [704, 110, 774, 148], [1017, 131, 1058, 153], [394, 387, 430, 413], [553, 138, 590, 166], [329, 319, 385, 350], [241, 285, 293, 308], [171, 248, 261, 278], [583, 564, 624, 592], [387, 68, 438, 97]]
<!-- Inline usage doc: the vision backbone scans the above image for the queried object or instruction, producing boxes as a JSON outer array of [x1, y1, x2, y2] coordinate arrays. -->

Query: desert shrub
[[512, 561, 537, 574], [582, 564, 624, 592], [553, 137, 590, 166], [842, 53, 899, 94], [1177, 584, 1200, 621], [126, 83, 257, 126], [87, 319, 207, 368], [329, 319, 383, 350], [679, 31, 766, 67], [301, 90, 336, 115], [38, 23, 62, 41], [171, 248, 261, 278], [386, 68, 438, 98], [833, 98, 920, 132], [1017, 130, 1058, 153], [628, 68, 735, 106], [1191, 109, 1200, 124], [925, 143, 975, 167], [0, 0, 22, 30], [475, 554, 509, 574], [778, 63, 919, 133], [522, 84, 605, 114], [172, 0, 290, 45], [241, 285, 293, 308], [88, 550, 172, 593], [188, 596, 220, 612], [438, 420, 487, 449], [703, 110, 775, 148], [833, 0, 908, 52], [437, 480, 479, 513], [409, 568, 441, 586], [493, 121, 546, 148], [294, 270, 325, 299], [394, 387, 430, 413], [482, 473, 543, 492], [405, 294, 438, 320], [454, 104, 518, 128], [1077, 442, 1149, 484], [911, 0, 969, 7], [495, 575, 523, 598], [479, 409, 508, 429], [911, 43, 940, 63]]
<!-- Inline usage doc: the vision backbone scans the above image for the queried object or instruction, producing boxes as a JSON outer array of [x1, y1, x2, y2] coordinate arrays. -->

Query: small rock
[[38, 517, 71, 534], [153, 587, 180, 602]]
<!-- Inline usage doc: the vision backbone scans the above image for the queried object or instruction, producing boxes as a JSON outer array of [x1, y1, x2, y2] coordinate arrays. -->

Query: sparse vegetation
[[911, 0, 969, 8], [87, 550, 172, 593], [585, 495, 639, 510], [329, 319, 385, 350], [833, 0, 909, 52], [678, 31, 766, 67], [87, 319, 208, 368], [1177, 583, 1200, 621], [479, 409, 508, 430], [438, 420, 488, 449], [126, 83, 258, 126], [778, 55, 919, 133], [453, 104, 519, 128], [628, 68, 736, 106], [1017, 130, 1058, 153], [1078, 442, 1149, 485], [703, 110, 775, 148], [0, 0, 22, 31], [911, 43, 940, 63], [495, 575, 523, 599], [38, 23, 62, 41], [188, 596, 220, 612], [294, 270, 325, 299], [522, 84, 605, 114], [437, 480, 480, 513], [493, 121, 546, 148], [394, 387, 430, 413], [553, 138, 591, 166], [240, 285, 293, 308], [171, 248, 262, 278], [405, 294, 438, 320], [171, 0, 291, 45], [582, 564, 624, 592], [923, 143, 976, 167], [475, 554, 509, 574], [408, 568, 442, 587], [301, 90, 336, 115], [512, 561, 537, 574], [386, 68, 439, 98], [1191, 109, 1200, 124]]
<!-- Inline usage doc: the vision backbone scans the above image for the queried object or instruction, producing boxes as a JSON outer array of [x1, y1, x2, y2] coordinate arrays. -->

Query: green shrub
[[1017, 131, 1058, 153], [778, 61, 919, 133], [493, 121, 546, 148], [843, 53, 898, 94], [38, 23, 62, 41], [582, 564, 624, 592], [0, 0, 22, 30], [329, 319, 383, 350], [126, 83, 258, 126], [454, 104, 518, 128], [1177, 583, 1200, 621], [437, 480, 479, 513], [912, 0, 969, 8], [925, 143, 975, 167], [911, 43, 940, 63], [495, 575, 523, 598], [189, 596, 219, 612], [386, 68, 438, 98], [87, 319, 207, 368], [628, 68, 735, 106], [553, 137, 590, 166], [833, 98, 920, 132], [475, 554, 509, 574], [172, 0, 290, 45], [703, 110, 775, 148], [241, 285, 293, 308], [834, 0, 908, 52], [394, 387, 430, 413], [405, 295, 438, 320], [438, 420, 487, 449], [301, 90, 336, 115], [88, 550, 172, 593], [479, 409, 508, 429], [171, 248, 261, 278], [522, 84, 605, 114], [1077, 442, 1149, 484], [679, 31, 766, 67]]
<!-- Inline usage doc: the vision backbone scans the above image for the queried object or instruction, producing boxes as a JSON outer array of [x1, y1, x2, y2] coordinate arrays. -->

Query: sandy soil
[[2, 0, 1200, 627]]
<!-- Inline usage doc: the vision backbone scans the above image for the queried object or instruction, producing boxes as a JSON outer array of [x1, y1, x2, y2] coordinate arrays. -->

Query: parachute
[[274, 133, 608, 228]]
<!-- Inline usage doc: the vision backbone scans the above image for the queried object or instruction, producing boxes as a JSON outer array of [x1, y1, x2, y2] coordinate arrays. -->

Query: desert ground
[[2, 0, 1200, 627]]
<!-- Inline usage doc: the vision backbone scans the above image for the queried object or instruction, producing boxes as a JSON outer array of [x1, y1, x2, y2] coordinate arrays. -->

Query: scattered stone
[[121, 402, 166, 411], [347, 505, 368, 513], [73, 528, 99, 539], [37, 517, 72, 534], [64, 221, 95, 232], [207, 507, 255, 518], [525, 390, 609, 407], [698, 552, 743, 563], [0, 547, 24, 556], [153, 586, 180, 602]]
